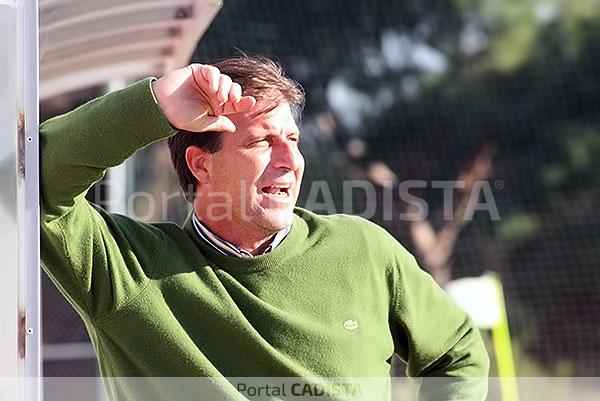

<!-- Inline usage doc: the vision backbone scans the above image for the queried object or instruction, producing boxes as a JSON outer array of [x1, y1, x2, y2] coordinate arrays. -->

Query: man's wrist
[[150, 78, 171, 123], [150, 77, 179, 131]]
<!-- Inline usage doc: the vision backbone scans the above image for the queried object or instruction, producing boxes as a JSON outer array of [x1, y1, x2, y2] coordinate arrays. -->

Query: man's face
[[202, 102, 304, 237]]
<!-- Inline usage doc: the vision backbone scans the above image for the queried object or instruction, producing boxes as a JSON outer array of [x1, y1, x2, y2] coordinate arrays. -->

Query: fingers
[[229, 82, 242, 103], [193, 64, 255, 116], [221, 95, 256, 115], [237, 95, 257, 112], [217, 74, 232, 103], [199, 65, 220, 92]]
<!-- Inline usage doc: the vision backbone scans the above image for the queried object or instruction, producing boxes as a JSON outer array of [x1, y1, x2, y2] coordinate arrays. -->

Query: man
[[41, 56, 489, 400]]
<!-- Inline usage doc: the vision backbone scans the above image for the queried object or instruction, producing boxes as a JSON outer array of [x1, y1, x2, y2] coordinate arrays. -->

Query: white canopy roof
[[40, 0, 221, 100]]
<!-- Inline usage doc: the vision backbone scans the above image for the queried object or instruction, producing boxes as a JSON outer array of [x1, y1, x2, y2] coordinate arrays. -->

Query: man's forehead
[[233, 101, 298, 131]]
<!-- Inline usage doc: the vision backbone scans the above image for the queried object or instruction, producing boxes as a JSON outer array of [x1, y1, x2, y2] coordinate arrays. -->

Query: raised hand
[[152, 64, 256, 133]]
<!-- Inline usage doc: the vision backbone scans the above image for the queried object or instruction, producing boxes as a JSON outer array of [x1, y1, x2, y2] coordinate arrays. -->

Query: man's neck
[[193, 210, 277, 256]]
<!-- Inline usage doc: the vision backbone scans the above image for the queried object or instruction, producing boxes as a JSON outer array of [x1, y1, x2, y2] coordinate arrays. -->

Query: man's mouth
[[261, 185, 291, 197]]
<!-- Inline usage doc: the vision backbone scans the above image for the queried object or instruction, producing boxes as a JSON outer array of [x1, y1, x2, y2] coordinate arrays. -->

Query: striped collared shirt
[[192, 213, 291, 258]]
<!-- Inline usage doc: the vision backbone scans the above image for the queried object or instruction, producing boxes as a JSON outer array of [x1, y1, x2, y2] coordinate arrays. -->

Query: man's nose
[[272, 141, 302, 171]]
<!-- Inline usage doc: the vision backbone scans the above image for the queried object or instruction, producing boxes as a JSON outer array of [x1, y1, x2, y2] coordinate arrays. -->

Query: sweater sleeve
[[388, 239, 490, 400], [40, 78, 177, 321]]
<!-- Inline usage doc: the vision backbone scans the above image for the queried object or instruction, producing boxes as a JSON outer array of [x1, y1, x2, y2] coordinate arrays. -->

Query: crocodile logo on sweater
[[343, 320, 359, 331]]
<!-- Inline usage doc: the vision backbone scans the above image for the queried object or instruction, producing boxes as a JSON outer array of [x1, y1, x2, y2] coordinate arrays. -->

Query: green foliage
[[496, 214, 541, 241], [482, 0, 542, 71]]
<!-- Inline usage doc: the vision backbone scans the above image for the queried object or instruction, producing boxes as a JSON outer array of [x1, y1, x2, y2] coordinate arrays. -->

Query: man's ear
[[185, 146, 211, 184]]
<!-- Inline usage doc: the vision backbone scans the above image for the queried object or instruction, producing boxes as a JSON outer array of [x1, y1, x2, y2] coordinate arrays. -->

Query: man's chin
[[254, 208, 294, 232]]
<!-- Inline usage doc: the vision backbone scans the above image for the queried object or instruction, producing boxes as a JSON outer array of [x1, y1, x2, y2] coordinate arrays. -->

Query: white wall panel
[[0, 1, 40, 401]]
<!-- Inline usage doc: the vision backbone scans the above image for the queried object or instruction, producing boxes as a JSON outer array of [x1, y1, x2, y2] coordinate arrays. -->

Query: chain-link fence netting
[[42, 0, 599, 380]]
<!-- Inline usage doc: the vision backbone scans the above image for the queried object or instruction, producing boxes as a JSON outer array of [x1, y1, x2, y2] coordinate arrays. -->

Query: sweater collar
[[182, 208, 313, 273], [191, 213, 291, 258]]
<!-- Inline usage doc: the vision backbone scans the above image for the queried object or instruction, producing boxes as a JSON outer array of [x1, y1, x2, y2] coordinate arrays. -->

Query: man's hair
[[167, 55, 305, 202]]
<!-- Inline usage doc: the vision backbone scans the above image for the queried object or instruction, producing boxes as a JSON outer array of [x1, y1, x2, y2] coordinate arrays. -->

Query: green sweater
[[40, 79, 489, 400]]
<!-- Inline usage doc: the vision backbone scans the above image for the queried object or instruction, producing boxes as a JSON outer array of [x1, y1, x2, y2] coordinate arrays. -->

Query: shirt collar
[[192, 213, 291, 258]]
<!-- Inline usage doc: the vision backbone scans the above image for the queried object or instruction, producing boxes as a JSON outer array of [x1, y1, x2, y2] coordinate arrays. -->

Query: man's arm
[[41, 65, 255, 320], [388, 240, 490, 400], [41, 79, 175, 222], [41, 78, 178, 320]]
